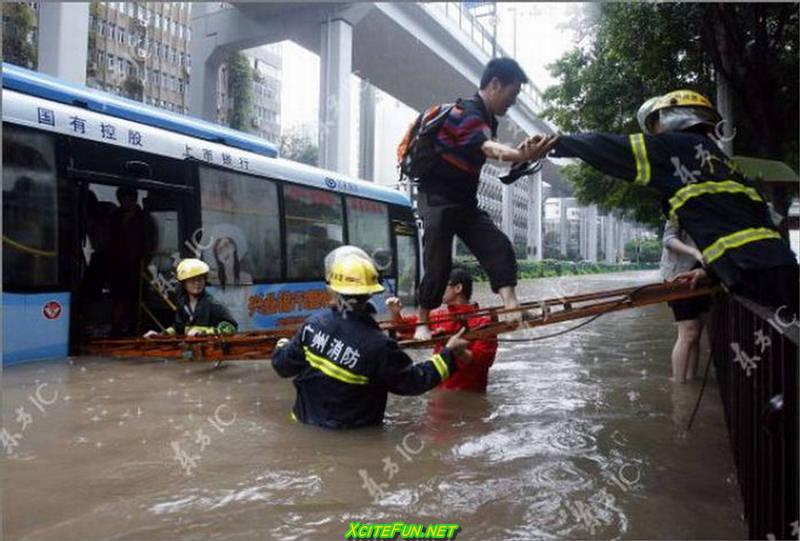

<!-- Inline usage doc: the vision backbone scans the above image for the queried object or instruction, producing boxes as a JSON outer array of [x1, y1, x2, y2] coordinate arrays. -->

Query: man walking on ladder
[[413, 58, 557, 340]]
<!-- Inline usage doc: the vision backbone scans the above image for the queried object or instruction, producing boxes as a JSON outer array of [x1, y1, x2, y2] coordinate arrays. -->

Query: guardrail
[[709, 293, 799, 540], [420, 2, 545, 114]]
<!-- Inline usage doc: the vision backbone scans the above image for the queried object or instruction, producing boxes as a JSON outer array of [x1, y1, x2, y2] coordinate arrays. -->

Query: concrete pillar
[[188, 3, 223, 121], [587, 205, 598, 262], [502, 184, 514, 240], [605, 214, 615, 263], [358, 79, 376, 181], [578, 207, 587, 260], [37, 3, 90, 84], [319, 18, 353, 174], [559, 199, 568, 257], [527, 172, 543, 261]]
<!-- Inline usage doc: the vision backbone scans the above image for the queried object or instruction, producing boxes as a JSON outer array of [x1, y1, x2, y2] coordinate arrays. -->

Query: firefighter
[[143, 258, 238, 338], [271, 248, 470, 429], [526, 89, 798, 316], [386, 266, 498, 393]]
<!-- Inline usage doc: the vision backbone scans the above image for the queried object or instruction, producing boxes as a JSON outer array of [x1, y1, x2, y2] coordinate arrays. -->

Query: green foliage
[[3, 3, 37, 69], [226, 52, 254, 132], [280, 132, 319, 166], [625, 238, 662, 264], [454, 257, 658, 283], [543, 3, 799, 225]]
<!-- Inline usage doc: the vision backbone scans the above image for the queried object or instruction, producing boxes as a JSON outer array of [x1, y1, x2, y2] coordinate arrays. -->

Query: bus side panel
[[208, 281, 395, 331], [3, 292, 70, 365]]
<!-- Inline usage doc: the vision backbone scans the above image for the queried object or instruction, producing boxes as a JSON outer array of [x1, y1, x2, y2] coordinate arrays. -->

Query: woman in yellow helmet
[[271, 246, 469, 429], [143, 258, 238, 338]]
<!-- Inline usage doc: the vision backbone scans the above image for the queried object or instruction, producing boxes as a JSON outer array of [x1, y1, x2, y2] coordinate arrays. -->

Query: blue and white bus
[[2, 64, 419, 365]]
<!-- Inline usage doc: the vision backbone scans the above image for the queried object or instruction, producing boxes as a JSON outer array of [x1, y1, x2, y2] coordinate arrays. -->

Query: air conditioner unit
[[135, 47, 148, 61]]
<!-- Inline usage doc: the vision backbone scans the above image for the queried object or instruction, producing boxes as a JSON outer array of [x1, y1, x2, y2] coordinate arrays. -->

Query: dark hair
[[449, 266, 473, 300], [213, 236, 240, 291], [480, 58, 528, 89]]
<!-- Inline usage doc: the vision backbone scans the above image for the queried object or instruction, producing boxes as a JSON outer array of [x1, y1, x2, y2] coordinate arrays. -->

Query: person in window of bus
[[525, 89, 799, 316], [143, 258, 237, 338], [271, 248, 470, 429], [387, 266, 499, 393], [109, 186, 158, 336], [414, 57, 558, 341], [209, 224, 253, 288]]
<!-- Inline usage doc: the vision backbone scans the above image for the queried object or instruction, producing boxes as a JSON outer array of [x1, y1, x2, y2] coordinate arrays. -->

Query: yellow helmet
[[176, 258, 210, 281], [327, 251, 385, 296], [639, 89, 721, 134]]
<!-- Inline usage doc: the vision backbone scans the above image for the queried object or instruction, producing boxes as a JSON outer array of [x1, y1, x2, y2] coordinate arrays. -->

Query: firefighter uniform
[[551, 131, 798, 312], [271, 307, 459, 429], [165, 290, 237, 336]]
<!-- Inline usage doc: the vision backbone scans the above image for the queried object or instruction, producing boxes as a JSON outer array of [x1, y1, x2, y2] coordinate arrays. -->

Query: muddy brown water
[[2, 271, 746, 540]]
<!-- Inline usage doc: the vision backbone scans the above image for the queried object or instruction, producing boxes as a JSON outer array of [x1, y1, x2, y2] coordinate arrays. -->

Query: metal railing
[[420, 2, 545, 114], [709, 293, 799, 540]]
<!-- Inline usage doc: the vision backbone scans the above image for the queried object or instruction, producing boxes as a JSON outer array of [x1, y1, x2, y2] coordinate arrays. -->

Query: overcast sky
[[280, 2, 582, 135]]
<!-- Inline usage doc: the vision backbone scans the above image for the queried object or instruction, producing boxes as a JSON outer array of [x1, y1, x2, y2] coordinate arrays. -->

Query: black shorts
[[668, 294, 712, 322]]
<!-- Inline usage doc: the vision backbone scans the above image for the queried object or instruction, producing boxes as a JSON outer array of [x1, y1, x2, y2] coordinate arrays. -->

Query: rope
[[686, 351, 713, 431], [2, 235, 57, 257]]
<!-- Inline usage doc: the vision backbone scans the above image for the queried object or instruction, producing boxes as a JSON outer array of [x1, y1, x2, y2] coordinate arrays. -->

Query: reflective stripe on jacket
[[271, 307, 458, 429], [553, 132, 795, 288]]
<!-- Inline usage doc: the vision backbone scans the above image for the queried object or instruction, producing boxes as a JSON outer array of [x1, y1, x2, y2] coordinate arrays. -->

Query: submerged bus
[[2, 64, 419, 366]]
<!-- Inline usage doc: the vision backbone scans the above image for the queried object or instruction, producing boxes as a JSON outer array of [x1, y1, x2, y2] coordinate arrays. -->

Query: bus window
[[346, 197, 391, 273], [284, 184, 343, 280], [199, 167, 282, 285], [396, 234, 417, 305], [2, 127, 59, 290]]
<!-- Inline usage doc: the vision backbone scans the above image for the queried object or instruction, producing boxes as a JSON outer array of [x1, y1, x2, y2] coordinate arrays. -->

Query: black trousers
[[417, 192, 517, 310]]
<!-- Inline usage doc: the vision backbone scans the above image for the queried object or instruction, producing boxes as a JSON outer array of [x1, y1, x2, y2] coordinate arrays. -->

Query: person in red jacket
[[387, 267, 498, 392]]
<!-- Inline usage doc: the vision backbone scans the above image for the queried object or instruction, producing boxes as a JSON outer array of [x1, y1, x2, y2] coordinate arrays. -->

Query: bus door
[[392, 219, 419, 307], [68, 168, 193, 347]]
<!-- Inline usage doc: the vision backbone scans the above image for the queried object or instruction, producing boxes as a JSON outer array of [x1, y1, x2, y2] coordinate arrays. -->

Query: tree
[[226, 52, 254, 132], [543, 3, 798, 227], [3, 3, 37, 69], [626, 237, 661, 264], [280, 132, 319, 166]]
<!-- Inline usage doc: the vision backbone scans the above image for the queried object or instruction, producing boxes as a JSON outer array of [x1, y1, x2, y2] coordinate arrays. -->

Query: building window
[[284, 185, 344, 280], [199, 167, 282, 283], [3, 127, 60, 289], [118, 27, 126, 44], [107, 54, 115, 72]]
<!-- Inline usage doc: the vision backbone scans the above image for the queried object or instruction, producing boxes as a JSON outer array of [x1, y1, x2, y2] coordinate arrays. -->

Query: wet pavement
[[2, 271, 746, 540]]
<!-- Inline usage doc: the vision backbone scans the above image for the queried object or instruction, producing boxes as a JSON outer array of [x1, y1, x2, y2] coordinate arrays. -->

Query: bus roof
[[3, 82, 411, 207], [2, 63, 279, 158]]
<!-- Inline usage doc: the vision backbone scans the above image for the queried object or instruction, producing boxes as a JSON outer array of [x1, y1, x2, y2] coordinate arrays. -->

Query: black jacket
[[272, 307, 458, 429], [168, 290, 237, 335], [552, 132, 796, 288]]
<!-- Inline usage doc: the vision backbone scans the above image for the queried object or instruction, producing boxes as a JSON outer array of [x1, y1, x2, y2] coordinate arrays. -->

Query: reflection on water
[[2, 271, 745, 540]]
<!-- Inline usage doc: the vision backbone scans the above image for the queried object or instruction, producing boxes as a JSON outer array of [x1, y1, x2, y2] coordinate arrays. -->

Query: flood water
[[3, 271, 746, 540]]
